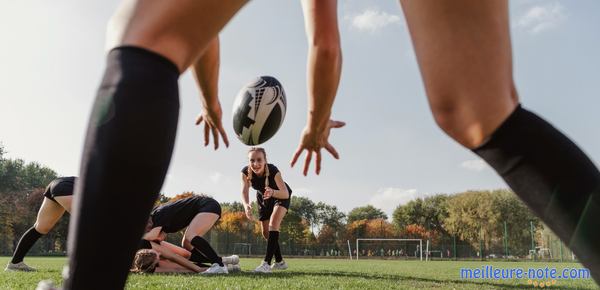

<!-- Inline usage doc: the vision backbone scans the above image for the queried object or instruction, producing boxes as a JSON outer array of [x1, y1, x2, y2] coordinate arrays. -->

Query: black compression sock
[[65, 46, 180, 290], [190, 236, 223, 266], [473, 104, 600, 283], [264, 231, 280, 264], [11, 227, 43, 264], [190, 250, 212, 268], [274, 242, 283, 263]]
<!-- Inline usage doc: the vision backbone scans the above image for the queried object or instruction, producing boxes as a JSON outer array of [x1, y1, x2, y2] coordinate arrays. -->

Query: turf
[[0, 257, 597, 289]]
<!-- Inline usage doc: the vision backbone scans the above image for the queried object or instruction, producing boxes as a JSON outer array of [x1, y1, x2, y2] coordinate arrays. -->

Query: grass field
[[0, 257, 597, 289]]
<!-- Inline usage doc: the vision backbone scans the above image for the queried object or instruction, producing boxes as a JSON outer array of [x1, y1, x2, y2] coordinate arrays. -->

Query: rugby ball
[[232, 76, 287, 145]]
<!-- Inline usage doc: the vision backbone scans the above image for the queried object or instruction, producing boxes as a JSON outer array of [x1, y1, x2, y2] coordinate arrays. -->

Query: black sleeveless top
[[241, 163, 292, 195]]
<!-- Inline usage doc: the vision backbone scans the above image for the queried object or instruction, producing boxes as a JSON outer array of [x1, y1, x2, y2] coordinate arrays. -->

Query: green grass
[[0, 257, 597, 289]]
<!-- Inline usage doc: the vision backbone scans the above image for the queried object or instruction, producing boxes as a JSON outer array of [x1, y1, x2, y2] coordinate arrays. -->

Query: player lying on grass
[[134, 227, 240, 274]]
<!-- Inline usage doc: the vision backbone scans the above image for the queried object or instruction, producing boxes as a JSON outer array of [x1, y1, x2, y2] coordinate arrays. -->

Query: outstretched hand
[[244, 204, 254, 221], [291, 119, 345, 176], [195, 104, 229, 150]]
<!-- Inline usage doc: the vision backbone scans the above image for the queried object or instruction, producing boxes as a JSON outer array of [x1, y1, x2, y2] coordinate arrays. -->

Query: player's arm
[[270, 172, 289, 199], [158, 240, 192, 259], [241, 173, 253, 220], [151, 242, 202, 273], [192, 36, 229, 150], [292, 0, 345, 176]]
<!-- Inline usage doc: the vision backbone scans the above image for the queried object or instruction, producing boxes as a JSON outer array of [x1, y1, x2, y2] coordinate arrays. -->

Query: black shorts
[[150, 196, 221, 233], [42, 177, 76, 203], [257, 192, 291, 221]]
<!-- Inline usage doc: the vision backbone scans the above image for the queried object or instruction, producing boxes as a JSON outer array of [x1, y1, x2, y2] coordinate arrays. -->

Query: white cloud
[[460, 159, 490, 172], [347, 8, 401, 33], [515, 2, 566, 34], [368, 187, 427, 219], [209, 172, 223, 184]]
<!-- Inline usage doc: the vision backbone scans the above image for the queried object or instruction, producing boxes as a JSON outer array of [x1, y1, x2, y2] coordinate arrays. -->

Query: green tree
[[347, 205, 387, 223], [393, 194, 449, 235]]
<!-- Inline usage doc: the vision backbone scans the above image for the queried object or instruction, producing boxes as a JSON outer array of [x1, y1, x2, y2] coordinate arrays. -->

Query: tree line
[[1, 143, 549, 257]]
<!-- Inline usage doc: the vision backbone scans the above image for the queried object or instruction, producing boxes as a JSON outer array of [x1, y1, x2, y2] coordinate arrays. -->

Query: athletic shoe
[[253, 261, 272, 273], [35, 280, 58, 290], [227, 263, 241, 273], [271, 260, 288, 270], [201, 263, 229, 274], [222, 255, 239, 265], [5, 261, 36, 272]]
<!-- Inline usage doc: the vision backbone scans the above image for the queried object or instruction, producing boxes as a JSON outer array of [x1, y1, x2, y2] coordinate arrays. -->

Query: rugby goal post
[[356, 238, 423, 261]]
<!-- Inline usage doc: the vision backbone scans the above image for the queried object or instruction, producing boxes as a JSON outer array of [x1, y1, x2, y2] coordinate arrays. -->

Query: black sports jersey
[[150, 195, 221, 233], [241, 164, 292, 195]]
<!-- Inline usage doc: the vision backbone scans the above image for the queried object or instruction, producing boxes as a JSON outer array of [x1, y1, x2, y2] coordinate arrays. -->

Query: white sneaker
[[35, 280, 58, 290], [227, 263, 241, 273], [222, 255, 239, 265], [201, 263, 229, 275], [271, 260, 288, 270], [253, 261, 272, 273], [5, 261, 36, 272]]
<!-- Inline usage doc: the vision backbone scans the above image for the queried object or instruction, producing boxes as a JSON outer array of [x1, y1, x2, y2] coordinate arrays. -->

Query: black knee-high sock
[[190, 236, 223, 266], [11, 227, 43, 264], [274, 242, 283, 263], [473, 104, 600, 283], [264, 231, 280, 264], [189, 250, 212, 268], [64, 46, 180, 290]]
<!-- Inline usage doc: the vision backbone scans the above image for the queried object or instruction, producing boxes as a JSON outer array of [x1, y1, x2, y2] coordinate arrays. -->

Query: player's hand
[[291, 119, 345, 175], [244, 204, 254, 221], [143, 226, 163, 241], [195, 103, 229, 150], [264, 187, 274, 199]]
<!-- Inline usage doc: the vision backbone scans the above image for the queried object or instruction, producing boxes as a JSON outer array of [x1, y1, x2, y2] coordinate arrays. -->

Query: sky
[[1, 0, 599, 219]]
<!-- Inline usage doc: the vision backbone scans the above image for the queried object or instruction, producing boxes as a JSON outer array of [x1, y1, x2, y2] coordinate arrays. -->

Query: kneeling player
[[140, 194, 238, 274]]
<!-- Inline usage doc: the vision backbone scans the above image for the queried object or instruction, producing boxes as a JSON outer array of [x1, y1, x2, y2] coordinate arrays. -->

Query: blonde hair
[[131, 249, 159, 273], [247, 147, 270, 188]]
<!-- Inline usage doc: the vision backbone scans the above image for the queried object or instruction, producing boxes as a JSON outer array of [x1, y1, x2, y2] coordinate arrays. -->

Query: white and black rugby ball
[[232, 76, 287, 145]]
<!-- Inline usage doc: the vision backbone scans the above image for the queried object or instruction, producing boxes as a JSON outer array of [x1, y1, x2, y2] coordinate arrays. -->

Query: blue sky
[[1, 0, 599, 218]]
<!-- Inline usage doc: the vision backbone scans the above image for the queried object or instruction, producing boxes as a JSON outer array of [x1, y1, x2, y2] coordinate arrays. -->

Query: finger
[[218, 124, 230, 148], [330, 120, 346, 128], [211, 127, 219, 150], [316, 149, 322, 175], [303, 151, 312, 176], [195, 115, 203, 126], [325, 143, 340, 159], [204, 123, 210, 146], [290, 147, 303, 167]]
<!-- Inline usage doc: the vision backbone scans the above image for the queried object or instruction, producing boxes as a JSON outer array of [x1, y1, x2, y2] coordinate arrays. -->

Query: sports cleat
[[201, 263, 229, 274], [5, 261, 36, 272], [222, 255, 239, 265], [227, 263, 241, 273], [253, 261, 272, 273], [271, 260, 288, 270]]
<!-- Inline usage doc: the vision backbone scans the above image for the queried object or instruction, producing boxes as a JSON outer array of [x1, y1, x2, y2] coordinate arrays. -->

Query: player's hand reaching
[[264, 187, 274, 199], [143, 226, 164, 241], [291, 119, 345, 176], [244, 203, 254, 221], [195, 103, 229, 150]]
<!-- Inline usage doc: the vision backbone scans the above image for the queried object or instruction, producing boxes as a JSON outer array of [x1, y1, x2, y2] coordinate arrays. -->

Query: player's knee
[[262, 229, 269, 240], [268, 224, 280, 232], [34, 222, 51, 235], [430, 101, 489, 149]]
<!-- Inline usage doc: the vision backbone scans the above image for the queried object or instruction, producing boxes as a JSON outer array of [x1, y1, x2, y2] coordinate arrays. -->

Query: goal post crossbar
[[356, 238, 423, 261]]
